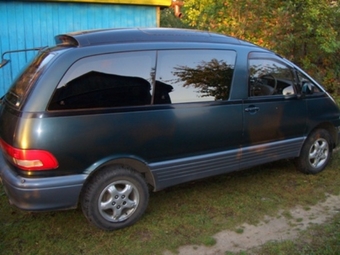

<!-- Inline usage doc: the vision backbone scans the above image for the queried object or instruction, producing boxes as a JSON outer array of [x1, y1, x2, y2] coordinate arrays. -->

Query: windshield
[[5, 51, 56, 108]]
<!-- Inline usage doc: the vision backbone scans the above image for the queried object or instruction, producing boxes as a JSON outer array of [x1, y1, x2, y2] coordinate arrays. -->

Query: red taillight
[[0, 139, 58, 171]]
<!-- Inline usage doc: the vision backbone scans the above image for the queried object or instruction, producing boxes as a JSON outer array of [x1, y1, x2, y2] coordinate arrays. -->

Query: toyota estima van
[[0, 28, 339, 231]]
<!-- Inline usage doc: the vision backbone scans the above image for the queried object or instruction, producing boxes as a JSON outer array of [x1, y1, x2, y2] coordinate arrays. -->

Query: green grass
[[1, 151, 340, 255]]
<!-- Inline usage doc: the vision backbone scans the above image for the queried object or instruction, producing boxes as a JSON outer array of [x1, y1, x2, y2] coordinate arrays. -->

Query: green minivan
[[0, 28, 339, 230]]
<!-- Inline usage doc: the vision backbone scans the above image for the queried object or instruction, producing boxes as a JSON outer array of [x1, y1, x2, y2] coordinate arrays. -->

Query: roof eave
[[23, 0, 172, 7]]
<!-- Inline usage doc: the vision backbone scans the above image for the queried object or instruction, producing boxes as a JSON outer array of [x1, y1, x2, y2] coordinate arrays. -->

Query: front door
[[242, 54, 307, 168]]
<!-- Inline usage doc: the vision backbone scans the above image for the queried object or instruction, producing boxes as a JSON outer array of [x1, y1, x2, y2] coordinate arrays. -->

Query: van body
[[0, 28, 339, 230]]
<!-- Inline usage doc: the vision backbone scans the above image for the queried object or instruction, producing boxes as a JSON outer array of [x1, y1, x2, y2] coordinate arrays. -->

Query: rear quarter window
[[49, 51, 156, 110], [5, 51, 56, 108]]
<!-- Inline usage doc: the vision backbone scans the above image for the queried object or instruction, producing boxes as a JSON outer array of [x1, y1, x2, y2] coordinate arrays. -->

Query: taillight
[[0, 139, 58, 171]]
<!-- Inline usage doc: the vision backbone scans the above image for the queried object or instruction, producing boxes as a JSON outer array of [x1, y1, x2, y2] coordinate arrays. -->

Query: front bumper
[[0, 152, 87, 211]]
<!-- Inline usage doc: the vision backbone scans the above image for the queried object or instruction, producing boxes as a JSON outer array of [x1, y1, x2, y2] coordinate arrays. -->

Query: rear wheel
[[81, 166, 149, 231], [296, 129, 332, 174]]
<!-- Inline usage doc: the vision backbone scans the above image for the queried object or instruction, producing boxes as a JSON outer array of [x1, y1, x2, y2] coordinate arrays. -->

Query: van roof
[[55, 28, 256, 47]]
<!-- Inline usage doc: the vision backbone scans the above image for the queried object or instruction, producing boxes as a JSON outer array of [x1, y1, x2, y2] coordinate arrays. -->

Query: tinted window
[[49, 51, 156, 110], [249, 59, 296, 97], [296, 71, 321, 93], [155, 50, 236, 104], [6, 51, 56, 108]]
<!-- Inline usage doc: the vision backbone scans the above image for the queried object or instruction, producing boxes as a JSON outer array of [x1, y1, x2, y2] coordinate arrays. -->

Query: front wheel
[[295, 129, 333, 174], [81, 166, 149, 231]]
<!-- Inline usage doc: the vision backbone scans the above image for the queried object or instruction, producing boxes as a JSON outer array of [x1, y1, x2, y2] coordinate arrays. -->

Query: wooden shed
[[0, 0, 171, 97]]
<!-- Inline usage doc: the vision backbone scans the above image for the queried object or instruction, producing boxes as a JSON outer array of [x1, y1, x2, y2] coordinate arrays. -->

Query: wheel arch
[[81, 157, 155, 195], [295, 124, 335, 174], [307, 122, 338, 149]]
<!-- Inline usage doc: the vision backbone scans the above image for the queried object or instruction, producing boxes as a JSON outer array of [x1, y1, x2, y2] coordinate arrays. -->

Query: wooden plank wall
[[0, 1, 157, 97]]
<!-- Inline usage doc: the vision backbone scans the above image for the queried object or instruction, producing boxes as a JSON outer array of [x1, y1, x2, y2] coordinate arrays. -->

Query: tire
[[296, 129, 332, 174], [81, 166, 149, 231]]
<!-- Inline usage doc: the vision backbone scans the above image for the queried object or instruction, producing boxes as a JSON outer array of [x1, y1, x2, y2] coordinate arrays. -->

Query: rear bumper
[[0, 152, 87, 211]]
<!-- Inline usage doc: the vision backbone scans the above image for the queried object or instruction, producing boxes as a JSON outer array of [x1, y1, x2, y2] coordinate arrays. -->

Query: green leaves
[[170, 0, 340, 94]]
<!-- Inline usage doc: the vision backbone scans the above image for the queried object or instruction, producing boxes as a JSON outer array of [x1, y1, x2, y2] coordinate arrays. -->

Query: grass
[[245, 212, 340, 255], [1, 151, 340, 255]]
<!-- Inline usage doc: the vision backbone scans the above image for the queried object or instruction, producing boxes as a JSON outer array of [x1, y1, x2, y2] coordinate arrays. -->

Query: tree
[[172, 58, 234, 100], [160, 7, 189, 28], [180, 0, 340, 94]]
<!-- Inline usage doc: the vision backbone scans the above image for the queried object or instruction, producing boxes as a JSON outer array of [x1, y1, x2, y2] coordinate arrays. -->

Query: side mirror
[[282, 85, 294, 96], [301, 82, 314, 95]]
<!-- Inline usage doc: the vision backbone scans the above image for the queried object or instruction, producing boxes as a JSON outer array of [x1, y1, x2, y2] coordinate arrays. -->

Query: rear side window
[[49, 51, 156, 110], [49, 49, 236, 110], [6, 51, 56, 108], [155, 50, 236, 104]]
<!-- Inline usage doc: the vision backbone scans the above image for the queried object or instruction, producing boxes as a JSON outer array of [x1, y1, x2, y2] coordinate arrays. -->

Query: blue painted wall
[[0, 1, 158, 97]]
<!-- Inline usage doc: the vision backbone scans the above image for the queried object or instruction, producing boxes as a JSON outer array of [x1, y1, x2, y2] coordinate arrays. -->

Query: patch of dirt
[[164, 194, 340, 255]]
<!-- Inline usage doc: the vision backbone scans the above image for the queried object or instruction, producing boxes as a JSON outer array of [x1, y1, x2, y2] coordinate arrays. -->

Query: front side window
[[155, 50, 236, 104], [249, 59, 296, 97], [49, 51, 156, 110], [296, 70, 321, 93]]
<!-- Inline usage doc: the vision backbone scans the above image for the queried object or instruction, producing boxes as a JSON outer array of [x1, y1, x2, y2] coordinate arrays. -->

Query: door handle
[[245, 106, 260, 114]]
